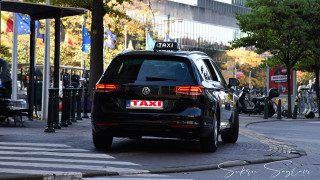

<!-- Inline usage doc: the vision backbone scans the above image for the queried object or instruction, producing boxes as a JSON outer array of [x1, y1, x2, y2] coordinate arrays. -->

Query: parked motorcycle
[[238, 87, 279, 117]]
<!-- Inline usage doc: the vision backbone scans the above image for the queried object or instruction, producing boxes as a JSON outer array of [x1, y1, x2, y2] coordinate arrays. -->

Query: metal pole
[[71, 88, 77, 122], [145, 28, 148, 50], [11, 11, 18, 100], [52, 88, 61, 129], [60, 88, 69, 127], [124, 25, 127, 49], [44, 88, 55, 132], [41, 0, 51, 120], [234, 59, 237, 79], [54, 16, 61, 89], [54, 89, 60, 128], [76, 88, 83, 120], [293, 99, 298, 119], [264, 97, 268, 119], [67, 88, 72, 125], [167, 15, 170, 39], [277, 99, 281, 120], [249, 71, 251, 89], [103, 25, 105, 71], [82, 87, 89, 118], [29, 18, 36, 120]]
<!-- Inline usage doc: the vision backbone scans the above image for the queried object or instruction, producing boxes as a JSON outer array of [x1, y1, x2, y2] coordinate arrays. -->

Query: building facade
[[148, 0, 249, 51]]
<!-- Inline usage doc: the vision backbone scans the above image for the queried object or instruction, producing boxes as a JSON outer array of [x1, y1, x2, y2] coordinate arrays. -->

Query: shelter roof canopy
[[0, 0, 85, 20]]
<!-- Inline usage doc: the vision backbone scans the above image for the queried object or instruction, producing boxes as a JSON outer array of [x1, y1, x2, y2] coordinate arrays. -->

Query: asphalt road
[[0, 115, 312, 179], [83, 118, 320, 180]]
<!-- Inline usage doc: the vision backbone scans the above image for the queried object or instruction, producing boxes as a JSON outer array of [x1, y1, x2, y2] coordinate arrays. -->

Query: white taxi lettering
[[131, 100, 162, 107]]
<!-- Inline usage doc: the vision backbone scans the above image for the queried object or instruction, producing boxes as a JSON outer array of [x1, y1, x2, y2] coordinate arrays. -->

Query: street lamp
[[163, 15, 183, 41]]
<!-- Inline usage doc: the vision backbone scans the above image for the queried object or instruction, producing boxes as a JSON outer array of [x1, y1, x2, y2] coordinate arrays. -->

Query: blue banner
[[82, 25, 91, 53], [105, 28, 116, 49], [147, 33, 156, 50]]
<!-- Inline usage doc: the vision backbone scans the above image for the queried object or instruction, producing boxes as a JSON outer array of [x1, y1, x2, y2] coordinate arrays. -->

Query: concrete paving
[[0, 113, 314, 180]]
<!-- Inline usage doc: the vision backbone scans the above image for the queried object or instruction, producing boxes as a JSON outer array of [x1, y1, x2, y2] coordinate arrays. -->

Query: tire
[[281, 110, 288, 117], [92, 130, 113, 149], [200, 112, 218, 152], [221, 108, 239, 143]]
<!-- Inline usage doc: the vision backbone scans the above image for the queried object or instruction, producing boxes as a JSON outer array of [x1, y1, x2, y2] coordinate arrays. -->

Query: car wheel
[[200, 112, 218, 152], [92, 130, 113, 149], [221, 108, 239, 143]]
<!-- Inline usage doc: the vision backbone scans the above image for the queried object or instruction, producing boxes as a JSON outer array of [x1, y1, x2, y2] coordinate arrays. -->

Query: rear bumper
[[92, 108, 213, 139]]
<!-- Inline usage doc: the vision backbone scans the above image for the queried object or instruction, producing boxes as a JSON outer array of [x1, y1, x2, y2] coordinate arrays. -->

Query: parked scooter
[[238, 87, 279, 117]]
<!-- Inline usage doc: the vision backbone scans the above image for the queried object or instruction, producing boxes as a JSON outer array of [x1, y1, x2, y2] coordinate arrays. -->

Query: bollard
[[293, 99, 298, 119], [263, 97, 268, 119], [44, 88, 55, 132], [67, 88, 73, 125], [60, 88, 69, 127], [277, 99, 281, 120], [71, 88, 77, 122], [52, 88, 61, 129], [76, 88, 83, 120], [82, 87, 89, 118]]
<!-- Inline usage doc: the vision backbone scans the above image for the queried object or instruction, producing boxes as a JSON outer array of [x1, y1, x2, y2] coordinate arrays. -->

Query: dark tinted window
[[203, 59, 219, 81], [194, 59, 214, 81], [211, 60, 227, 85], [104, 57, 194, 82]]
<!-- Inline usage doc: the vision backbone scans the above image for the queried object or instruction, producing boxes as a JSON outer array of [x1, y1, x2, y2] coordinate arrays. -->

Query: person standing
[[306, 79, 313, 90], [71, 70, 80, 88], [62, 69, 70, 88], [0, 58, 12, 98]]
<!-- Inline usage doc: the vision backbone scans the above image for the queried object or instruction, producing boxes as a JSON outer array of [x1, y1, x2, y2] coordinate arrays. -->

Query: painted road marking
[[0, 150, 114, 159], [0, 156, 139, 166], [0, 142, 144, 176], [0, 142, 71, 147], [0, 146, 89, 152], [0, 161, 146, 173]]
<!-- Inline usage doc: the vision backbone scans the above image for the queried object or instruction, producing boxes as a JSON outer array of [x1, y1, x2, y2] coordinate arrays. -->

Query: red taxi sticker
[[126, 100, 163, 110]]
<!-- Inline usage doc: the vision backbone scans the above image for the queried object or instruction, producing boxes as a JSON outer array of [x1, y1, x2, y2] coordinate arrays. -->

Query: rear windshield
[[103, 57, 194, 83]]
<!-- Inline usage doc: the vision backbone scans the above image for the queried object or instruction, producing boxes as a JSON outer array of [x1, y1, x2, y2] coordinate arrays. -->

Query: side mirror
[[229, 78, 240, 87]]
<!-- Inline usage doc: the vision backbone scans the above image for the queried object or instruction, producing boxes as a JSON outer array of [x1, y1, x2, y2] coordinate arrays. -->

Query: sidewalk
[[240, 113, 320, 128], [0, 114, 311, 180]]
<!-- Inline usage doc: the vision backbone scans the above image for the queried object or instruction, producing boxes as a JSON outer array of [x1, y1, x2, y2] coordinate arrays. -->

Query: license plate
[[126, 100, 163, 110]]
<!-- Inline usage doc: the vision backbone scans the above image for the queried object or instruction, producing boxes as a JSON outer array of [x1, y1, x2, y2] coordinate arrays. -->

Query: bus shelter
[[0, 0, 85, 118]]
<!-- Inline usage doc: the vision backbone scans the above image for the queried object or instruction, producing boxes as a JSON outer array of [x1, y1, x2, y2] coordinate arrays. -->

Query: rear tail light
[[173, 86, 204, 95], [95, 83, 120, 93]]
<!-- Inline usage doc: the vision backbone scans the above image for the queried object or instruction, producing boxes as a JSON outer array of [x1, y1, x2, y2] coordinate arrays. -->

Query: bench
[[0, 106, 31, 127]]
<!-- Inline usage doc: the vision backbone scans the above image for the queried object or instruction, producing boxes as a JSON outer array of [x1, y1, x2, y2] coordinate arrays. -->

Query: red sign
[[269, 66, 293, 95], [236, 71, 245, 79]]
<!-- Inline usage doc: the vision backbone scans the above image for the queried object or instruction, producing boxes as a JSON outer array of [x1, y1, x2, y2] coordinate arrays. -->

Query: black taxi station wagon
[[91, 42, 240, 152]]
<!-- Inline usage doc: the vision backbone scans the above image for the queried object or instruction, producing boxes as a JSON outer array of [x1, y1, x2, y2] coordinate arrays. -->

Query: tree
[[220, 48, 266, 89], [24, 0, 138, 95], [294, 0, 320, 117], [228, 0, 311, 117]]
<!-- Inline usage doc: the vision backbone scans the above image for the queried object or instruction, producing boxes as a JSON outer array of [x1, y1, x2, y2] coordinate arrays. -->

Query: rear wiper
[[146, 76, 177, 81]]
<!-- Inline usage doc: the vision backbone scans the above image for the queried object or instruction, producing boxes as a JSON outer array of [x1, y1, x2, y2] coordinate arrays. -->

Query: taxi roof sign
[[154, 42, 180, 51]]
